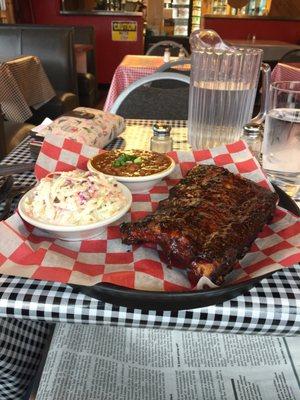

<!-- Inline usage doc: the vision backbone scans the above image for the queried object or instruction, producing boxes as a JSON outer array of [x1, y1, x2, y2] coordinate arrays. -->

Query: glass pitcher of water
[[188, 30, 270, 149]]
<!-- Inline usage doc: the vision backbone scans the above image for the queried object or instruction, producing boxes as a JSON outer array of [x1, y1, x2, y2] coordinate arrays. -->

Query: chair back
[[146, 40, 190, 57], [110, 72, 190, 120], [280, 49, 300, 63]]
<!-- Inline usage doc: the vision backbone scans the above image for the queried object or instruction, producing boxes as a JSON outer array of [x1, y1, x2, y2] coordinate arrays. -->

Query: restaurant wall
[[202, 16, 300, 44], [24, 0, 144, 84], [14, 0, 34, 23]]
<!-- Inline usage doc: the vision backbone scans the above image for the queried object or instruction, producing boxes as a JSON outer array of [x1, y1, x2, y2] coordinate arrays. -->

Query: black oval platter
[[72, 185, 300, 311]]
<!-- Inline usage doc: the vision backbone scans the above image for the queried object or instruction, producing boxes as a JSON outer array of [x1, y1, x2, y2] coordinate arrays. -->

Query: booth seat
[[0, 24, 79, 124], [0, 109, 34, 159]]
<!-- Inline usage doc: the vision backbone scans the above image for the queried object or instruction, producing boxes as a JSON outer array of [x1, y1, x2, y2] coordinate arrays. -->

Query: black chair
[[110, 72, 190, 120], [0, 24, 79, 124], [74, 25, 98, 107], [279, 49, 300, 63], [144, 59, 191, 90]]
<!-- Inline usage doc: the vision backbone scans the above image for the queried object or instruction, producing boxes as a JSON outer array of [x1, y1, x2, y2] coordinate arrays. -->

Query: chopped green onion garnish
[[112, 153, 143, 167]]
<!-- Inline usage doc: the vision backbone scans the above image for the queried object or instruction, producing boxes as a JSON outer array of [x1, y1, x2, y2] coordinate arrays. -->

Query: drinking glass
[[262, 81, 300, 201]]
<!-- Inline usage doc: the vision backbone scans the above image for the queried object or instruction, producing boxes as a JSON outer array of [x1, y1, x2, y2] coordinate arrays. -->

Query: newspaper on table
[[36, 324, 300, 400]]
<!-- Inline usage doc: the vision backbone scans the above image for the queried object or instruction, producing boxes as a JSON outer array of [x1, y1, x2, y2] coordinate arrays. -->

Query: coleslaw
[[24, 170, 128, 226]]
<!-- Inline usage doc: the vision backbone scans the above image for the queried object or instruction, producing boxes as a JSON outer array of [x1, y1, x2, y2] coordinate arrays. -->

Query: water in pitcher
[[188, 80, 257, 149], [262, 108, 300, 200]]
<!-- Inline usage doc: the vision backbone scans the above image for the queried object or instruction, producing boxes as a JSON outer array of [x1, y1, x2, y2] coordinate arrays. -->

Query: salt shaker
[[150, 123, 173, 153], [163, 47, 171, 63], [178, 45, 185, 60], [241, 122, 263, 162]]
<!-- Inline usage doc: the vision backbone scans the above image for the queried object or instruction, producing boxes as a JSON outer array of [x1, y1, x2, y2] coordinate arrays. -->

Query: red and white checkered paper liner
[[0, 137, 299, 291]]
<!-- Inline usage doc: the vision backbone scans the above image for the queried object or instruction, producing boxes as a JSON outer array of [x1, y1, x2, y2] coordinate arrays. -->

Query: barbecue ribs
[[120, 164, 278, 285]]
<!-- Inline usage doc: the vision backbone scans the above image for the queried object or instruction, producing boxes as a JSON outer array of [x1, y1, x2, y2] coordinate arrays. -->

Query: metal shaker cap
[[243, 122, 263, 138], [152, 123, 171, 137]]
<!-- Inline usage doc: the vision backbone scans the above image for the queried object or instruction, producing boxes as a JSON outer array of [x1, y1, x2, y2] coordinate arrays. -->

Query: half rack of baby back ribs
[[120, 164, 278, 286]]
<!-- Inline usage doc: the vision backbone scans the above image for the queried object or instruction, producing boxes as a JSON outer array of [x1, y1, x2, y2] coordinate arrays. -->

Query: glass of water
[[262, 81, 300, 201]]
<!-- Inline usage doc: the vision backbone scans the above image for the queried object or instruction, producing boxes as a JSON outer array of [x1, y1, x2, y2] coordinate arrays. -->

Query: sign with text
[[112, 21, 137, 42]]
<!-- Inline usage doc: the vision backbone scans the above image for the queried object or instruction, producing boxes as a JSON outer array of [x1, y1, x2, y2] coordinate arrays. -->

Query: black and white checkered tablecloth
[[0, 119, 299, 399], [0, 318, 51, 399]]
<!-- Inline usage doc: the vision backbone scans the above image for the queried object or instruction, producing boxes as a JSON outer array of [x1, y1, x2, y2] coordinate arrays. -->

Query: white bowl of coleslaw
[[18, 170, 132, 241]]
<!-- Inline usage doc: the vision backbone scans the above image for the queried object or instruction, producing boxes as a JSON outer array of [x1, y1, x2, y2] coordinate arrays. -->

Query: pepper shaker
[[150, 123, 173, 153]]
